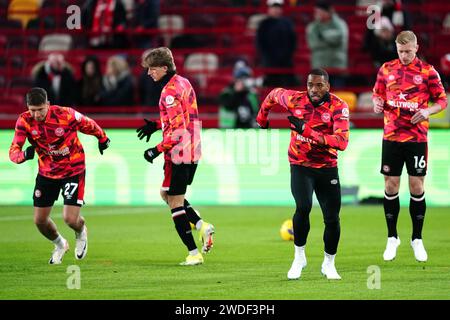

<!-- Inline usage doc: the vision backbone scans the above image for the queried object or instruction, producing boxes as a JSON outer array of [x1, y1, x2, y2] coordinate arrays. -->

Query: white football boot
[[411, 239, 428, 262], [75, 225, 88, 260], [49, 238, 69, 265], [321, 252, 341, 280], [383, 236, 401, 261], [287, 247, 307, 280]]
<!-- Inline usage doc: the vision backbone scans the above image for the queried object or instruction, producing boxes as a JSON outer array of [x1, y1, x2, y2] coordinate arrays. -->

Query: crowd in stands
[[1, 0, 449, 128]]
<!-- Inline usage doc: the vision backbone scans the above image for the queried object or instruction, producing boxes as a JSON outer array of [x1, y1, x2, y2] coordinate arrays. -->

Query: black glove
[[98, 138, 110, 155], [287, 116, 305, 134], [136, 119, 158, 142], [24, 146, 35, 160], [144, 146, 161, 163]]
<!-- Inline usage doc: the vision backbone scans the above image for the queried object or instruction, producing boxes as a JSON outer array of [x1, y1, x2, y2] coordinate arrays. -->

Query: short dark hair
[[315, 0, 331, 12], [26, 87, 47, 106], [309, 68, 329, 82]]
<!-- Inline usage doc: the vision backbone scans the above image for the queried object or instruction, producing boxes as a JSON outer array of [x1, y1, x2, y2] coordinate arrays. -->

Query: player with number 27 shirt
[[9, 87, 110, 265]]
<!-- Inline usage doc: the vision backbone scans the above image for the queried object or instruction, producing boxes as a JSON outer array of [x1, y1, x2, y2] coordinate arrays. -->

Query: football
[[280, 219, 294, 241]]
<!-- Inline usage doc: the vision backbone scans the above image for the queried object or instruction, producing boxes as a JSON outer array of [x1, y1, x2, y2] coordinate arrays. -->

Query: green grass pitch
[[0, 205, 449, 300]]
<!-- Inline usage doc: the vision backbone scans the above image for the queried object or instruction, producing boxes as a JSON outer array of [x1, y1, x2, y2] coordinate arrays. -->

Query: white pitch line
[[0, 207, 165, 222]]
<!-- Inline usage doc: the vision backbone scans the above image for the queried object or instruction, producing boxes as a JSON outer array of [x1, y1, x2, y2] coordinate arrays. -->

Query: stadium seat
[[38, 34, 73, 51], [0, 17, 23, 29], [7, 35, 39, 50], [184, 53, 219, 91], [333, 91, 357, 112], [158, 15, 184, 47], [184, 53, 219, 73], [443, 13, 450, 33], [246, 14, 267, 33], [7, 0, 39, 29], [356, 91, 374, 112], [0, 94, 25, 114]]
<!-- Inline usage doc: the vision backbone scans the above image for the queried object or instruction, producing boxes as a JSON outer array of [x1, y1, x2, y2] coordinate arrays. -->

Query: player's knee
[[409, 180, 424, 195], [410, 184, 424, 196], [63, 215, 78, 227], [295, 205, 312, 217], [34, 215, 48, 225], [385, 180, 400, 194], [324, 217, 340, 226]]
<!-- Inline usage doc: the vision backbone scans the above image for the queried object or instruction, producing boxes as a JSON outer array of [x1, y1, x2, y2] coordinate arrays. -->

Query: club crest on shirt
[[32, 130, 38, 136], [165, 95, 175, 106], [413, 75, 423, 85], [342, 108, 349, 118], [321, 113, 331, 122], [388, 74, 395, 81], [55, 127, 65, 137], [295, 109, 302, 115]]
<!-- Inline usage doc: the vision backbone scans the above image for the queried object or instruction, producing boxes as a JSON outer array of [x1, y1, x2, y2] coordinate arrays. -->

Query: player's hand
[[98, 137, 110, 155], [411, 109, 430, 124], [23, 146, 35, 160], [373, 97, 384, 113], [136, 119, 158, 142], [144, 146, 161, 163], [287, 116, 305, 134], [256, 113, 269, 129]]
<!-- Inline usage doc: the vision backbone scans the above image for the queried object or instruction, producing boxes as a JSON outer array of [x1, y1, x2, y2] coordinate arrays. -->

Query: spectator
[[77, 56, 103, 106], [363, 16, 397, 68], [32, 52, 76, 106], [306, 0, 348, 86], [256, 0, 299, 87], [219, 61, 259, 128], [132, 0, 160, 49], [379, 0, 412, 31], [82, 0, 128, 49], [98, 55, 134, 106]]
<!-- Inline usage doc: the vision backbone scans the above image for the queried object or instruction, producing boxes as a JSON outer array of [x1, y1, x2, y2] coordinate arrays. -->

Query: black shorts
[[381, 140, 428, 176], [33, 172, 86, 207], [162, 161, 197, 196]]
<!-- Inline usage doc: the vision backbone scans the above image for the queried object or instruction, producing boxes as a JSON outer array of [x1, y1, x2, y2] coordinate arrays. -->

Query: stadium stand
[[0, 0, 448, 129]]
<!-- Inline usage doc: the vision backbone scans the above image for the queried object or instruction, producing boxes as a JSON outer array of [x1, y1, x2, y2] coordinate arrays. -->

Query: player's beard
[[308, 92, 330, 107]]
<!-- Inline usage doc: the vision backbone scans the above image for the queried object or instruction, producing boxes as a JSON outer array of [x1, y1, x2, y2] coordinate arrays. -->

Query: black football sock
[[171, 207, 197, 251], [409, 193, 426, 240], [384, 192, 400, 238], [184, 199, 201, 226]]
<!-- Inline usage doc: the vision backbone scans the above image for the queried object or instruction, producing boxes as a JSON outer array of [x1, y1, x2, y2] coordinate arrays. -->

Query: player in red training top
[[256, 68, 350, 280], [136, 47, 214, 266], [372, 31, 447, 262], [9, 87, 110, 265]]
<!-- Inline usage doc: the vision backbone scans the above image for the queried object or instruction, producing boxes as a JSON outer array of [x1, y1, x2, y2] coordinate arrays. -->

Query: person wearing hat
[[256, 0, 299, 87], [219, 61, 259, 128]]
